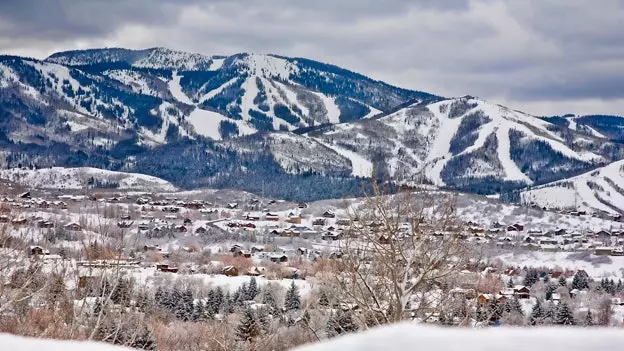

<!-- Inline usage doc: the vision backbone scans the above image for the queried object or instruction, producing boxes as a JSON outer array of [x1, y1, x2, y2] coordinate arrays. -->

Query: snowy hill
[[306, 96, 615, 192], [0, 167, 177, 192], [294, 323, 624, 351], [521, 159, 624, 214]]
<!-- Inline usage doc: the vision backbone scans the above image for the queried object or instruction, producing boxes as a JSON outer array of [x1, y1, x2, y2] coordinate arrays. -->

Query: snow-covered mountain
[[2, 47, 624, 201], [0, 167, 177, 192], [300, 96, 619, 192], [521, 159, 624, 214]]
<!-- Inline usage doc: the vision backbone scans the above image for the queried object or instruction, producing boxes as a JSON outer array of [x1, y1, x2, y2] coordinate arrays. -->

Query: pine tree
[[504, 296, 523, 315], [131, 328, 156, 350], [554, 301, 575, 325], [543, 301, 555, 324], [572, 273, 589, 290], [318, 290, 330, 307], [222, 291, 234, 314], [558, 276, 567, 287], [262, 284, 279, 313], [617, 279, 623, 292], [247, 277, 259, 300], [175, 288, 194, 321], [326, 311, 358, 338], [284, 281, 301, 311], [487, 299, 503, 323], [256, 306, 271, 333], [584, 309, 594, 327], [475, 304, 488, 322], [236, 307, 261, 342], [523, 269, 539, 287], [507, 278, 514, 288], [529, 299, 544, 325]]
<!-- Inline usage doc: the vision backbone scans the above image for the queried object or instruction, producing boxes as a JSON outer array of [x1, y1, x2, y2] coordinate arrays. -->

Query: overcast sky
[[1, 0, 623, 116]]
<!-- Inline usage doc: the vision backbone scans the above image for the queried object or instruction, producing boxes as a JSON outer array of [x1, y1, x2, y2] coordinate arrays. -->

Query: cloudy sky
[[1, 0, 623, 116]]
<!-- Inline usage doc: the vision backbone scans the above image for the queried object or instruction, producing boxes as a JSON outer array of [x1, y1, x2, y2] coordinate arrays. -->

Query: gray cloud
[[0, 0, 623, 116]]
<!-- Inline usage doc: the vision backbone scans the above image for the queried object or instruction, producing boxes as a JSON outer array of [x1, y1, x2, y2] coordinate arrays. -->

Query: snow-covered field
[[295, 323, 624, 351], [0, 167, 177, 192]]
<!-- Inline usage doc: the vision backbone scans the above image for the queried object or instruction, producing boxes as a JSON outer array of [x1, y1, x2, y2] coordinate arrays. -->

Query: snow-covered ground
[[187, 107, 256, 140], [0, 167, 177, 192], [295, 323, 624, 351], [1, 333, 130, 351]]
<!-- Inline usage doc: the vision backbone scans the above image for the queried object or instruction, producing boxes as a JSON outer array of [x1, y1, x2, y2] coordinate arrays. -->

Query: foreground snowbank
[[0, 333, 129, 351], [294, 323, 624, 351]]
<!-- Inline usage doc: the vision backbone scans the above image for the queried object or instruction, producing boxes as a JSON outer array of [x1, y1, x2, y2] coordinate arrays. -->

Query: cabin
[[247, 266, 266, 277], [322, 232, 343, 241], [378, 235, 392, 245], [120, 214, 132, 220], [183, 218, 192, 225], [223, 265, 239, 276], [11, 217, 27, 226], [19, 192, 31, 199], [594, 247, 615, 256], [269, 254, 288, 263], [0, 215, 9, 223], [230, 244, 244, 253], [226, 203, 238, 210], [287, 215, 302, 224], [477, 294, 505, 305], [336, 218, 351, 226], [175, 225, 188, 233], [195, 226, 207, 234], [251, 246, 265, 253], [507, 223, 524, 232], [298, 202, 308, 209]]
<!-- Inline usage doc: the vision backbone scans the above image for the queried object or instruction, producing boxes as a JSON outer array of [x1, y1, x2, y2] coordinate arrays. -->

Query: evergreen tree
[[554, 301, 575, 325], [206, 289, 218, 316], [487, 299, 503, 323], [558, 276, 567, 287], [256, 306, 271, 333], [507, 278, 514, 288], [247, 277, 259, 300], [572, 273, 589, 290], [584, 309, 594, 327], [326, 311, 358, 338], [475, 304, 488, 322], [175, 288, 194, 321], [529, 299, 544, 326], [543, 301, 555, 324], [523, 269, 539, 287], [111, 277, 131, 305], [222, 291, 234, 314], [504, 296, 523, 315], [617, 279, 623, 292], [543, 275, 550, 284], [318, 290, 330, 307], [236, 307, 261, 342], [261, 284, 279, 313], [193, 300, 208, 322], [284, 281, 301, 311], [130, 328, 156, 350]]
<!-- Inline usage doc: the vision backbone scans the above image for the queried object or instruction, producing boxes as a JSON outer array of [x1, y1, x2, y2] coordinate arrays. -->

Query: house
[[234, 250, 252, 258], [378, 235, 391, 245], [245, 213, 261, 221], [287, 215, 302, 224], [120, 214, 132, 220], [11, 217, 27, 226], [19, 192, 31, 199], [138, 222, 150, 230], [230, 244, 244, 253], [247, 266, 266, 277], [322, 210, 336, 219], [226, 203, 238, 209], [312, 218, 326, 226], [117, 220, 133, 228], [298, 202, 308, 209], [449, 288, 477, 299], [322, 232, 343, 241], [477, 294, 505, 305], [251, 246, 265, 253], [223, 266, 239, 276], [183, 218, 192, 225], [296, 247, 308, 255], [265, 213, 279, 221], [269, 254, 288, 263], [195, 226, 207, 234], [175, 225, 188, 233], [37, 220, 54, 229], [29, 245, 48, 256], [507, 223, 524, 232], [514, 285, 531, 299], [64, 222, 82, 231], [156, 264, 179, 273], [0, 215, 9, 223]]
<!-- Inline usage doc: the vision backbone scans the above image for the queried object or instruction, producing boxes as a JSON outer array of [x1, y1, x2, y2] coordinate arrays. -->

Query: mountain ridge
[[1, 47, 624, 205]]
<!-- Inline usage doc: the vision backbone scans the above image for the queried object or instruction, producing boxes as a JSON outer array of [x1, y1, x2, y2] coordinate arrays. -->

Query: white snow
[[295, 323, 624, 351], [208, 57, 225, 71], [315, 139, 373, 178], [522, 159, 624, 213], [168, 71, 194, 104], [187, 107, 256, 140], [198, 77, 239, 103], [0, 333, 130, 351], [0, 167, 177, 192], [314, 92, 341, 124]]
